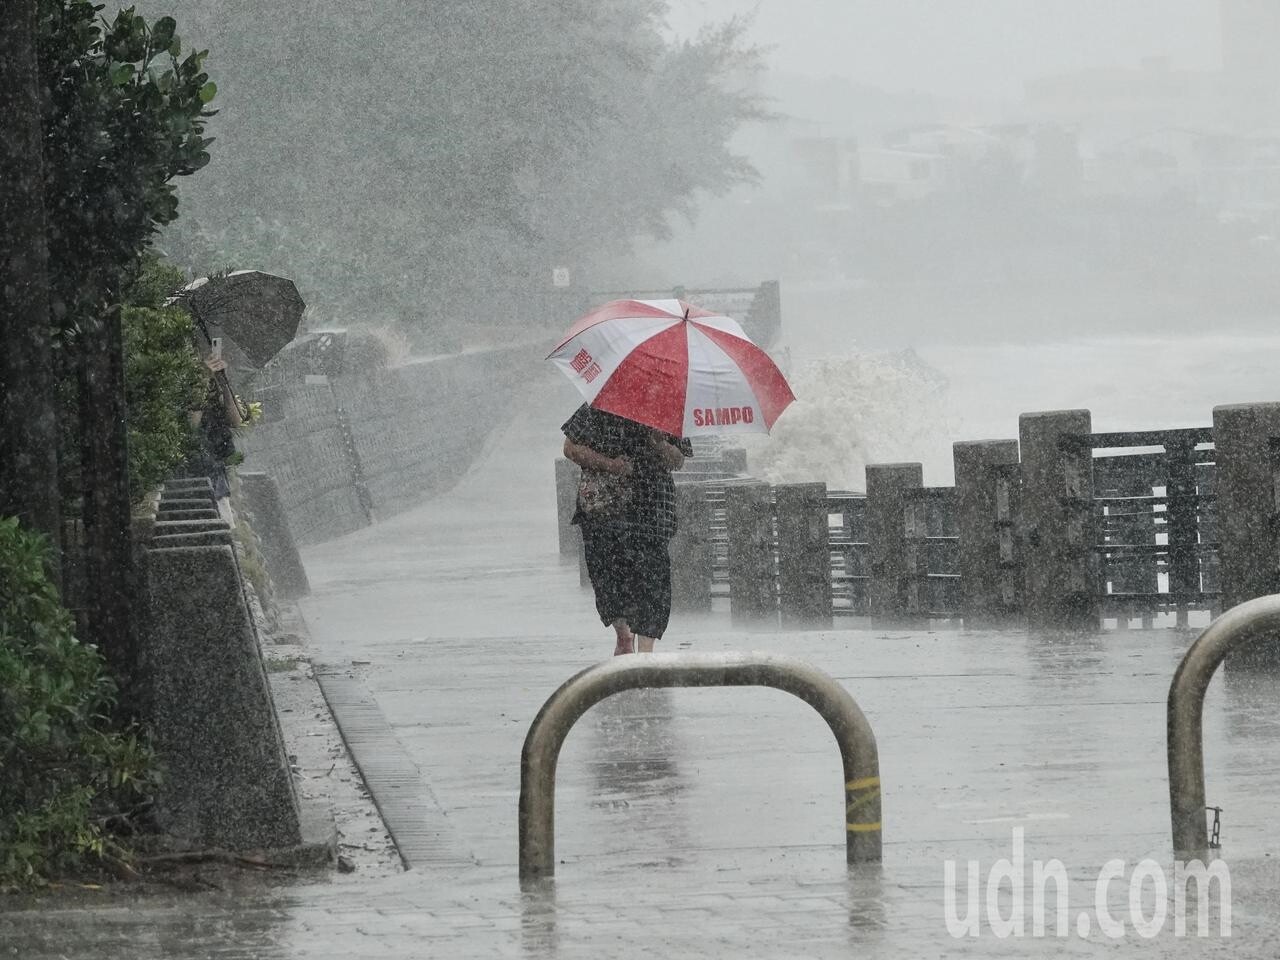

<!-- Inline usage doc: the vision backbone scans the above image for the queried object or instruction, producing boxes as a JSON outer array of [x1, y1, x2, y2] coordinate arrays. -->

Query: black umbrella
[[180, 270, 306, 367]]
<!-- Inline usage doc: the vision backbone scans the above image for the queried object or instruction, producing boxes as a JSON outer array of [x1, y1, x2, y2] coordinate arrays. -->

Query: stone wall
[[141, 478, 304, 851], [236, 379, 369, 545], [238, 343, 538, 545]]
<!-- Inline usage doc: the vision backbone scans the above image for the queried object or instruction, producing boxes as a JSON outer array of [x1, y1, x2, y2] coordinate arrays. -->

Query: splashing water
[[746, 348, 956, 491]]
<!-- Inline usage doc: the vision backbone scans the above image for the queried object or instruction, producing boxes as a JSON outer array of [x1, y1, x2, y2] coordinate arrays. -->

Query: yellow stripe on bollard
[[846, 776, 881, 834]]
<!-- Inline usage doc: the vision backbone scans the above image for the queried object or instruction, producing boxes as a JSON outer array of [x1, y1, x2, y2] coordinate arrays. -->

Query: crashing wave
[[745, 347, 956, 491]]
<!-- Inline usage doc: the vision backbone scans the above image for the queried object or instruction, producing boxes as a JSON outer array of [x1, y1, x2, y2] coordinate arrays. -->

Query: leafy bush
[[122, 257, 207, 497], [56, 256, 207, 511], [0, 518, 157, 886], [39, 1, 217, 335]]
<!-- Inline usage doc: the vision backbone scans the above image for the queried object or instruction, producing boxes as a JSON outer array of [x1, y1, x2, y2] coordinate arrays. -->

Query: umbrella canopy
[[179, 271, 305, 367], [548, 299, 795, 437]]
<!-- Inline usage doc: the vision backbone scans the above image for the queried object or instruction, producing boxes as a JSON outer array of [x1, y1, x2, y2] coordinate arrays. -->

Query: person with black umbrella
[[186, 337, 245, 519], [171, 270, 304, 518]]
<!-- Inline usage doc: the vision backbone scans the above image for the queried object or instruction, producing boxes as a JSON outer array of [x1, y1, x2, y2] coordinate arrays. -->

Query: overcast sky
[[666, 0, 1222, 99]]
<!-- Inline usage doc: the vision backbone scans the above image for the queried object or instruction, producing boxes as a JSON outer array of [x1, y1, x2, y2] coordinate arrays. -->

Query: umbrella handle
[[215, 369, 251, 423], [184, 286, 251, 424]]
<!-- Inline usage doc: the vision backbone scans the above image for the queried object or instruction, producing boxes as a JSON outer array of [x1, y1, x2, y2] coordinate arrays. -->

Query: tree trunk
[[0, 1, 62, 550], [78, 305, 139, 698]]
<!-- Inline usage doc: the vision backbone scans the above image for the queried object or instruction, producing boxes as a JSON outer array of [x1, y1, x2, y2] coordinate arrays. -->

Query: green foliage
[[55, 256, 207, 509], [0, 518, 158, 886], [38, 1, 216, 333], [38, 2, 217, 514], [122, 258, 206, 497], [156, 1, 765, 336]]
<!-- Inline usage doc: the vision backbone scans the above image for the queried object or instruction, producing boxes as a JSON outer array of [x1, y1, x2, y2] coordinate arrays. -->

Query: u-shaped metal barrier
[[518, 651, 881, 881], [1168, 594, 1280, 857]]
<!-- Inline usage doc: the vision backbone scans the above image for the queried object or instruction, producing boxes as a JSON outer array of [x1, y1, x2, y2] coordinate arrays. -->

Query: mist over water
[[665, 0, 1221, 100], [757, 318, 1280, 486], [642, 1, 1280, 486]]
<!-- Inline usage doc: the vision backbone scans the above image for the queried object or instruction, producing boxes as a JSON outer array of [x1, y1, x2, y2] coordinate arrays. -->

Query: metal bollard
[[518, 652, 882, 880], [1167, 594, 1280, 857]]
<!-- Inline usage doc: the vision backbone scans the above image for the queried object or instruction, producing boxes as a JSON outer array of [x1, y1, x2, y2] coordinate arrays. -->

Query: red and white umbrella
[[548, 299, 795, 437]]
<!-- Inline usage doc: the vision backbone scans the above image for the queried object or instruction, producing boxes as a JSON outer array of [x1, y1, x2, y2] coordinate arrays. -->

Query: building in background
[[1022, 58, 1220, 150], [1221, 0, 1280, 123]]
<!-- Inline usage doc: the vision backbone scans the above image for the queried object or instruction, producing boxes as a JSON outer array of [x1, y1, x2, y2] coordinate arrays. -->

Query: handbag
[[577, 467, 632, 518]]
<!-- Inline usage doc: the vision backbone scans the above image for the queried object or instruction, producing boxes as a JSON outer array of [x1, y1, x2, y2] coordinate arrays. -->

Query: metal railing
[[518, 652, 882, 881], [1084, 429, 1220, 626], [1167, 594, 1280, 857]]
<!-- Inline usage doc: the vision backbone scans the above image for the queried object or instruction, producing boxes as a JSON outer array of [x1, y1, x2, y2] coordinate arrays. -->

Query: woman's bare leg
[[612, 619, 634, 656], [635, 635, 656, 653]]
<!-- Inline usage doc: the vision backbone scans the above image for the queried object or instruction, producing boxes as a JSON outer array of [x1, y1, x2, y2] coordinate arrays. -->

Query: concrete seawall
[[238, 343, 540, 545]]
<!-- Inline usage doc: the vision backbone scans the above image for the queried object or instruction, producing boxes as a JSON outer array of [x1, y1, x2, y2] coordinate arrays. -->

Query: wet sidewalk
[[5, 380, 1280, 958]]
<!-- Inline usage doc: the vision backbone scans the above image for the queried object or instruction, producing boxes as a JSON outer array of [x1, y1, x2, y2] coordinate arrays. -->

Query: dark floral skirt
[[580, 521, 672, 639]]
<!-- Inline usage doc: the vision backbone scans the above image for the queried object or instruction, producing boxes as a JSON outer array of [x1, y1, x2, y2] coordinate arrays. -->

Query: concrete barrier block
[[1213, 403, 1280, 614], [866, 463, 923, 620], [726, 482, 777, 625], [671, 484, 714, 612], [776, 482, 832, 628], [1019, 409, 1096, 631], [145, 545, 302, 850], [953, 440, 1021, 626]]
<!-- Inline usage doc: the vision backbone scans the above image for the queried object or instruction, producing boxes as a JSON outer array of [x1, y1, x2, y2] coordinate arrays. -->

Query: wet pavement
[[5, 378, 1280, 957]]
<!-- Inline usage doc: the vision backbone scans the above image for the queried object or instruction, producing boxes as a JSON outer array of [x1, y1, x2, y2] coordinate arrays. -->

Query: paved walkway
[[4, 376, 1280, 958]]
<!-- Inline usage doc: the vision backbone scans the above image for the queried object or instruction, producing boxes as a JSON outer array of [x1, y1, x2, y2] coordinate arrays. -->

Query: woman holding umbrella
[[551, 299, 795, 658], [563, 404, 692, 655]]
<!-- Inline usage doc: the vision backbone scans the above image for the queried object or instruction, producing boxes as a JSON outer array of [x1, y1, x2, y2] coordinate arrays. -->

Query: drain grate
[[316, 668, 474, 869]]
